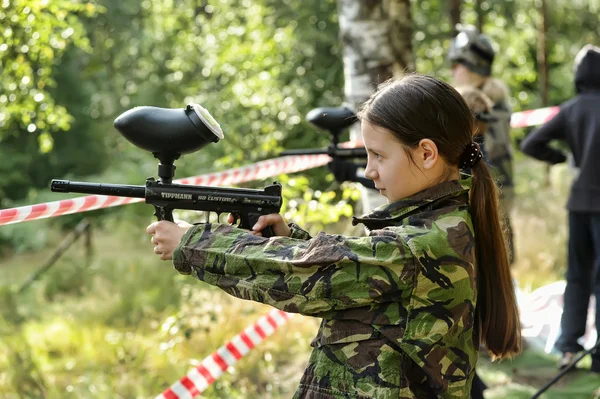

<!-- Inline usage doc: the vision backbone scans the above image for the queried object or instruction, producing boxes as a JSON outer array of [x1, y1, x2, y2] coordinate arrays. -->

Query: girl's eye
[[368, 150, 382, 160]]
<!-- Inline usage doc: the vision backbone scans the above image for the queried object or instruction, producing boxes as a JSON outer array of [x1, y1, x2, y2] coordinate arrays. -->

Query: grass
[[0, 157, 598, 398], [478, 348, 600, 399], [0, 219, 319, 398]]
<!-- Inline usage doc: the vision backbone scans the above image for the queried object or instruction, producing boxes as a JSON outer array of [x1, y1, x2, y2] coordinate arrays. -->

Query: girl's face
[[361, 121, 447, 203]]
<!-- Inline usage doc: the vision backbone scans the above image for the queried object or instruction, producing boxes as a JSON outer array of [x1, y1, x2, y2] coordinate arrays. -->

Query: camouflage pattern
[[482, 78, 515, 263], [485, 96, 514, 193], [173, 179, 478, 398]]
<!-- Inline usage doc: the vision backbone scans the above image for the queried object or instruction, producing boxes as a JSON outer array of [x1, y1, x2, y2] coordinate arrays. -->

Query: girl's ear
[[418, 139, 439, 170]]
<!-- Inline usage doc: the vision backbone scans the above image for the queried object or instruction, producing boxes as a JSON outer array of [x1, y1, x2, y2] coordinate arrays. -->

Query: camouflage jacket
[[482, 78, 514, 192], [173, 180, 478, 398]]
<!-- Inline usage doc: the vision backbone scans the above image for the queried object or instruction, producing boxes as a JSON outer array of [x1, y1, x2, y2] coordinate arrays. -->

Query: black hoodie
[[520, 45, 600, 212]]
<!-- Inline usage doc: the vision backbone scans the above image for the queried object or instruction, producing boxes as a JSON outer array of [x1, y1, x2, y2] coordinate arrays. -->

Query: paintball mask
[[448, 26, 495, 76]]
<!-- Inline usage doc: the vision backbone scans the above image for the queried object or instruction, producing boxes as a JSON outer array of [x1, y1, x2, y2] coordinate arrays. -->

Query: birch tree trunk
[[337, 0, 414, 215], [338, 0, 414, 141]]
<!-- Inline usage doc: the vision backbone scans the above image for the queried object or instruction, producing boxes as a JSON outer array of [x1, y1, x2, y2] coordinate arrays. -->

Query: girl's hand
[[146, 220, 192, 260], [227, 213, 291, 237]]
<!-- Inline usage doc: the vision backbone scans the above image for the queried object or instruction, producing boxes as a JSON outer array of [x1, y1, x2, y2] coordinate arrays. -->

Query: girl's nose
[[364, 163, 378, 180]]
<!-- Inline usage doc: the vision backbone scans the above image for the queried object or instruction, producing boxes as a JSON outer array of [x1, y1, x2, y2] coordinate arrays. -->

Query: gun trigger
[[153, 206, 162, 221], [231, 213, 240, 227]]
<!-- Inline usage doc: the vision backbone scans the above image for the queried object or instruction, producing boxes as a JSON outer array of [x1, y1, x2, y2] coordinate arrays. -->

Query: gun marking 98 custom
[[51, 104, 282, 237]]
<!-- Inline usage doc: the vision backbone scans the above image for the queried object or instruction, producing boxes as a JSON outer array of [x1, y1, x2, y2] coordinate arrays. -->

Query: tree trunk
[[536, 0, 551, 185], [537, 0, 549, 107], [338, 0, 414, 141], [337, 0, 414, 215], [449, 0, 462, 36], [475, 0, 484, 32]]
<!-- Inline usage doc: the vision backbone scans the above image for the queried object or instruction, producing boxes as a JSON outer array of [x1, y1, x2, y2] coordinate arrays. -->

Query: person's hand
[[146, 220, 192, 260], [227, 213, 291, 237]]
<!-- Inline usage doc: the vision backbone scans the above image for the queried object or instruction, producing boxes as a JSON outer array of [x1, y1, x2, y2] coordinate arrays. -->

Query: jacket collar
[[352, 179, 471, 228]]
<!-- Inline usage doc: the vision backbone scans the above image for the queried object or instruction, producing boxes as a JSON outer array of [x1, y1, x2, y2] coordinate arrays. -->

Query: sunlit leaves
[[89, 0, 343, 174], [412, 0, 600, 115], [0, 0, 100, 152]]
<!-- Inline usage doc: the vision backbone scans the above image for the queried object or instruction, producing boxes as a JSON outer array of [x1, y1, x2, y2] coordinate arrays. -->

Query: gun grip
[[261, 225, 275, 238], [153, 206, 174, 222], [240, 213, 275, 238]]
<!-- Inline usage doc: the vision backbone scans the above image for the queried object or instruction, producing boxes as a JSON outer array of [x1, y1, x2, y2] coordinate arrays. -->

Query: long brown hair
[[358, 74, 521, 359]]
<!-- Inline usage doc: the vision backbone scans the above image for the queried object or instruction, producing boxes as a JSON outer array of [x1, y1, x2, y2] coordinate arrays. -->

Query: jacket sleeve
[[172, 223, 415, 317], [288, 222, 312, 240], [520, 108, 568, 164]]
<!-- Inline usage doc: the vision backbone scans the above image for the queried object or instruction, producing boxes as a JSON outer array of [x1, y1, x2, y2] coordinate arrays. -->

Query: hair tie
[[459, 142, 483, 169]]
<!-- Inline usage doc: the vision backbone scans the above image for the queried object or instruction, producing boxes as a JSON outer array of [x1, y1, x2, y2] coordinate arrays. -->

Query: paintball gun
[[280, 106, 374, 189], [51, 104, 282, 237]]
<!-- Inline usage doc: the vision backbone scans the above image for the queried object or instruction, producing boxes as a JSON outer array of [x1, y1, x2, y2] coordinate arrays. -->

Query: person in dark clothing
[[520, 44, 600, 374]]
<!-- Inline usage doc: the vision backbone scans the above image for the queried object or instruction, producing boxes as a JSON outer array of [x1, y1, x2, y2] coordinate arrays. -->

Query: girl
[[147, 74, 521, 398]]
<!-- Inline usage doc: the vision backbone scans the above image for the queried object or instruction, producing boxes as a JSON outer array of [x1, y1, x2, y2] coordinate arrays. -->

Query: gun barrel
[[280, 148, 328, 156], [51, 180, 146, 198], [333, 147, 366, 158], [280, 147, 366, 158]]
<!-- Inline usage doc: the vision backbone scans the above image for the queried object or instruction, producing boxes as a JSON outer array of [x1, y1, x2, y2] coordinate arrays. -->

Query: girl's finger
[[146, 222, 158, 234], [252, 215, 269, 231]]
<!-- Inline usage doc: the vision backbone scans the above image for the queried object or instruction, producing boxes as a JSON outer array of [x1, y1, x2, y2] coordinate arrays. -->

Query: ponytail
[[471, 161, 522, 360]]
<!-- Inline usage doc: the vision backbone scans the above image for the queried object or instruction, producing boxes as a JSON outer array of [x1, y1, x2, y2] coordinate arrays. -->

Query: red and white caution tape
[[0, 104, 564, 226], [510, 106, 559, 129], [0, 154, 330, 226], [155, 309, 293, 399], [0, 195, 143, 226]]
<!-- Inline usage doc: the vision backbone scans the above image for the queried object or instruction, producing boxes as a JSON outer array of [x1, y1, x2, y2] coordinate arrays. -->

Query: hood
[[575, 45, 600, 93]]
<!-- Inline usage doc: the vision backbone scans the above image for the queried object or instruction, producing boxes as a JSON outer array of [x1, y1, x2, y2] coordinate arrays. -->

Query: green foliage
[[73, 0, 344, 176], [0, 225, 316, 398], [479, 348, 600, 398], [0, 0, 353, 250], [0, 1, 108, 206], [0, 195, 597, 398], [0, 0, 98, 144], [42, 257, 88, 300], [413, 0, 600, 113], [0, 217, 50, 255], [2, 2, 600, 396], [277, 173, 362, 234]]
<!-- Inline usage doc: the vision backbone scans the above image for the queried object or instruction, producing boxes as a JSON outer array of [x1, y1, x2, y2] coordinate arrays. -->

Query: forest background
[[1, 0, 599, 398]]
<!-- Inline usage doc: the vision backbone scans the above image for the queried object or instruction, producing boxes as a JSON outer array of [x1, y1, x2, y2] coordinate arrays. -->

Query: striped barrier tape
[[155, 309, 293, 399], [0, 103, 583, 399], [0, 154, 330, 226], [510, 106, 559, 129], [156, 281, 597, 399], [0, 104, 562, 226]]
